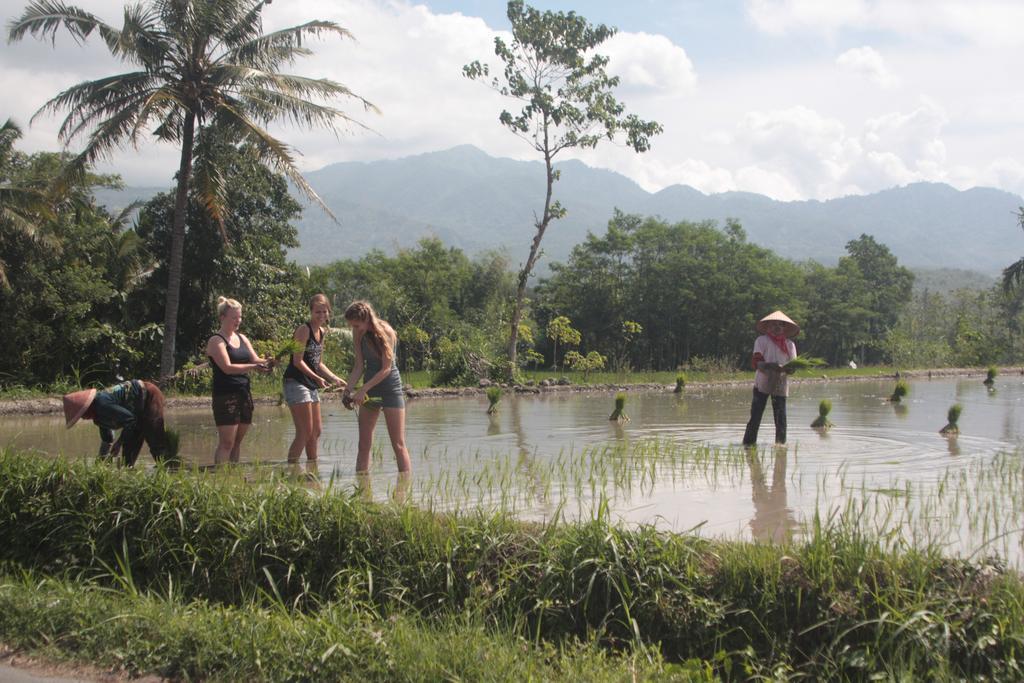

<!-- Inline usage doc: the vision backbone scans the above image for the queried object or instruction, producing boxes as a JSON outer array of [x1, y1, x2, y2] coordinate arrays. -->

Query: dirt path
[[0, 367, 1016, 418]]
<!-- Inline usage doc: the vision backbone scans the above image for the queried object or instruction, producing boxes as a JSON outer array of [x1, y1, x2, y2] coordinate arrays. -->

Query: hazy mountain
[[94, 145, 1023, 275], [293, 145, 1022, 274]]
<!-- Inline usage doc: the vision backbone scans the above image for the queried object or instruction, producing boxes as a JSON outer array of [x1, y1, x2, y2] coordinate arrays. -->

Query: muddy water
[[2, 377, 1022, 558]]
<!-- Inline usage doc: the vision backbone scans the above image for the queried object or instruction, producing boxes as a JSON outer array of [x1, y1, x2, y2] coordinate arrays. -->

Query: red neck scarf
[[768, 333, 790, 357]]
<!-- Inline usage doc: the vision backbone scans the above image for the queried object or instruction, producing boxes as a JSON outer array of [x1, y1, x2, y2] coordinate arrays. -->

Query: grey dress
[[360, 334, 405, 408]]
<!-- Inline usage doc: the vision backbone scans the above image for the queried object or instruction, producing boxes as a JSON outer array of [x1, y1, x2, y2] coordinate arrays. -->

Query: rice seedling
[[940, 403, 963, 436], [608, 392, 629, 422], [486, 386, 502, 414], [889, 378, 909, 402], [674, 374, 686, 394], [163, 428, 181, 461], [269, 338, 304, 367], [809, 399, 833, 429], [342, 394, 385, 410], [781, 356, 826, 372], [985, 366, 997, 385]]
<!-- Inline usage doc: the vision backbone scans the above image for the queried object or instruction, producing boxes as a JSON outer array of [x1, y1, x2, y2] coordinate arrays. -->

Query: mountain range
[[96, 144, 1024, 275]]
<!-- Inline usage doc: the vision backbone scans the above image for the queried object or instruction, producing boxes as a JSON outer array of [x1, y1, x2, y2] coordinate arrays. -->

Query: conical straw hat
[[63, 388, 97, 428], [756, 310, 800, 337]]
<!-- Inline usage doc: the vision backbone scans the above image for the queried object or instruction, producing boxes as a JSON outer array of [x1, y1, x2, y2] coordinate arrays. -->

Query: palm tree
[[9, 0, 375, 377], [1004, 207, 1024, 292], [0, 117, 54, 288]]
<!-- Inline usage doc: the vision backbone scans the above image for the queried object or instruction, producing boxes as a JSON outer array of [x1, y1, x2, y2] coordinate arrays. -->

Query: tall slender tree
[[8, 0, 375, 377], [464, 0, 661, 372]]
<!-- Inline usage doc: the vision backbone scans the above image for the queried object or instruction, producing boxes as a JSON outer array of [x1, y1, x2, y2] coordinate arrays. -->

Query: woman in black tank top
[[283, 294, 347, 465], [205, 297, 271, 465]]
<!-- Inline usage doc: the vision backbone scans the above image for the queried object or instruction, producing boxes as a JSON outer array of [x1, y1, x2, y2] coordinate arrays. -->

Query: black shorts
[[212, 391, 254, 426]]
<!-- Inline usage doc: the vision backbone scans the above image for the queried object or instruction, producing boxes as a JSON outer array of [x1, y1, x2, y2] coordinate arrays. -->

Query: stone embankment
[[0, 367, 1018, 417]]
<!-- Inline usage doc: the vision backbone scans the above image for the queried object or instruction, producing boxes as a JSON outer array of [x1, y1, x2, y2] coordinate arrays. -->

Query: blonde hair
[[216, 296, 242, 318], [344, 300, 392, 363]]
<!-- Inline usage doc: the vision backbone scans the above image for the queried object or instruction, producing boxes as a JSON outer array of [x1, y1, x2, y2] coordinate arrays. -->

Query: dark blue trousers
[[743, 387, 787, 445]]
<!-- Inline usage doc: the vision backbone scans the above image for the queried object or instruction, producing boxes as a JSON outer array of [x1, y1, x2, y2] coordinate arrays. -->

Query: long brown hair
[[344, 300, 392, 363]]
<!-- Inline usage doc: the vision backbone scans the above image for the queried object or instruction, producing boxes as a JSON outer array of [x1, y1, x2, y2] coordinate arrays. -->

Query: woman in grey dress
[[342, 300, 411, 474]]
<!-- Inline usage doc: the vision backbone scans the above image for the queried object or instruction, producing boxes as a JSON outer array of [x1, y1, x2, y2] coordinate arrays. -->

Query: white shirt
[[753, 334, 797, 396]]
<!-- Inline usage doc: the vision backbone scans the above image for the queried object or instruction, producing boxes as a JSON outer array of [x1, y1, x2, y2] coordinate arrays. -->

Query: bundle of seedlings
[[270, 338, 304, 368], [984, 366, 997, 385], [940, 404, 963, 436], [674, 374, 686, 394], [889, 379, 909, 403], [810, 399, 834, 430], [343, 394, 384, 410], [164, 428, 181, 461], [609, 392, 630, 422], [781, 356, 826, 372], [486, 386, 502, 415]]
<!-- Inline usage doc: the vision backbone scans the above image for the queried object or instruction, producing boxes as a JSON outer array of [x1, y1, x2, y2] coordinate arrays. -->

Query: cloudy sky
[[3, 0, 1023, 201]]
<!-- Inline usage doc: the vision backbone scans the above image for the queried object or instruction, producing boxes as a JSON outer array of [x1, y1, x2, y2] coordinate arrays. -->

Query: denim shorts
[[284, 378, 320, 406]]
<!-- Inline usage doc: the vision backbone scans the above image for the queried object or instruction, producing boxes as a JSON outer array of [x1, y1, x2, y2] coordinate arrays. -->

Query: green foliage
[[1003, 207, 1024, 293], [564, 350, 607, 381], [9, 0, 375, 377], [131, 144, 306, 367], [463, 1, 661, 368], [890, 379, 909, 402], [0, 141, 153, 386], [546, 315, 581, 370], [537, 212, 803, 370]]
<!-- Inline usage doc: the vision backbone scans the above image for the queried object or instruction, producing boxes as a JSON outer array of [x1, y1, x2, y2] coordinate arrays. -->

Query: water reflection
[[3, 378, 1022, 556], [745, 447, 796, 543]]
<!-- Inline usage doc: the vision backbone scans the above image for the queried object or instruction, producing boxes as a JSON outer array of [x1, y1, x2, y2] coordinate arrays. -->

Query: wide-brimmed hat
[[756, 310, 800, 338], [63, 388, 97, 428]]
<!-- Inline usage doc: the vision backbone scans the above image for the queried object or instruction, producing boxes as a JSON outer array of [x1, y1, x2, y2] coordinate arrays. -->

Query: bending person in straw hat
[[742, 311, 799, 447], [63, 380, 169, 466]]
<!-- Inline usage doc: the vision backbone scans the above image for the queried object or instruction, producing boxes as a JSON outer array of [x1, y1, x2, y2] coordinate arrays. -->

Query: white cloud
[[2, 0, 1021, 204], [745, 0, 1024, 46], [603, 31, 698, 95], [836, 46, 898, 88]]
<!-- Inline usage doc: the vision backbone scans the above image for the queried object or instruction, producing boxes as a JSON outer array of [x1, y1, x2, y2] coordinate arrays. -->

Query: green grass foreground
[[1, 450, 1022, 680]]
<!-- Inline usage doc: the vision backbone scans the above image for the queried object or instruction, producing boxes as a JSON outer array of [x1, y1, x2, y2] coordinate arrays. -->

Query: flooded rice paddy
[[3, 376, 1023, 565]]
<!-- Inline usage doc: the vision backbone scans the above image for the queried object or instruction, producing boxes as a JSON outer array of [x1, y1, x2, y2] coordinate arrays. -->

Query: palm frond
[[225, 21, 353, 69], [1003, 258, 1024, 293], [7, 0, 111, 44], [191, 150, 229, 243], [212, 100, 336, 221], [32, 71, 158, 143]]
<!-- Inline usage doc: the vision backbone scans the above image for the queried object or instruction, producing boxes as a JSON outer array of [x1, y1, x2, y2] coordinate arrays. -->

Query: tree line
[[3, 128, 1022, 389]]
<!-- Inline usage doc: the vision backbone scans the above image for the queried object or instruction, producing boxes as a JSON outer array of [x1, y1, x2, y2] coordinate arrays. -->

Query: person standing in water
[[283, 293, 347, 463], [341, 300, 411, 475], [742, 310, 799, 447], [205, 296, 271, 465]]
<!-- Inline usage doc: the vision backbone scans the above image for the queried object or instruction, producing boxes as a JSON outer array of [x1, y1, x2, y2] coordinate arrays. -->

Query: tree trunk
[[159, 111, 197, 380], [507, 152, 556, 369]]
